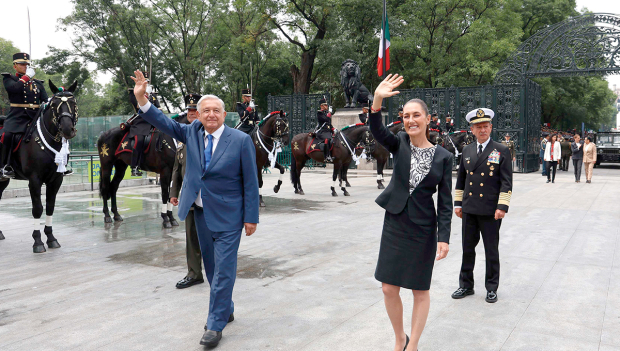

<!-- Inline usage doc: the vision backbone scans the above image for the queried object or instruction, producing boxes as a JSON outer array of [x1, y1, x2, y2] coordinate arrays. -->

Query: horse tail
[[290, 153, 298, 186]]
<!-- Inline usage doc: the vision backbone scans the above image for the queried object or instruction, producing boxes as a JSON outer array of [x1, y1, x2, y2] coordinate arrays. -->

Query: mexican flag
[[377, 7, 390, 77]]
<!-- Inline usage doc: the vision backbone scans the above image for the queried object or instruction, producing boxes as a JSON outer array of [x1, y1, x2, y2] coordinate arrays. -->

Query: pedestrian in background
[[583, 136, 597, 183], [369, 74, 453, 351], [544, 134, 561, 183], [571, 134, 584, 183], [540, 134, 549, 176]]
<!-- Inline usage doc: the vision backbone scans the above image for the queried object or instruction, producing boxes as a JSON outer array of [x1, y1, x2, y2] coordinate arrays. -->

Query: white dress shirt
[[477, 138, 491, 155], [139, 101, 225, 207]]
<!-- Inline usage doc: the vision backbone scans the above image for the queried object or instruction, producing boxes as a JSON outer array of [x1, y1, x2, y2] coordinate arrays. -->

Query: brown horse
[[290, 124, 370, 196], [250, 111, 290, 207], [96, 111, 187, 228], [351, 120, 405, 189]]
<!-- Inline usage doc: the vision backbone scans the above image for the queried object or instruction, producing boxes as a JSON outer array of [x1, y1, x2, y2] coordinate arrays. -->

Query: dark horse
[[434, 130, 475, 166], [250, 110, 290, 207], [352, 120, 405, 189], [96, 104, 185, 228], [290, 124, 370, 196], [0, 80, 79, 252]]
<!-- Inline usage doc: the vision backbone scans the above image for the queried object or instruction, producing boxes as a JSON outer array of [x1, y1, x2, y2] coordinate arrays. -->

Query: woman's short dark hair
[[403, 99, 430, 139], [586, 136, 592, 142]]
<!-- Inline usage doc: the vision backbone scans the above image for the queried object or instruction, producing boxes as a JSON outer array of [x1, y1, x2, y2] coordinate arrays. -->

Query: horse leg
[[159, 171, 173, 229], [110, 161, 127, 222], [331, 166, 338, 196], [0, 179, 9, 240], [273, 162, 285, 193], [343, 165, 352, 187], [338, 164, 350, 196], [297, 159, 306, 195], [100, 165, 113, 223], [43, 177, 63, 249], [28, 179, 46, 253], [377, 157, 386, 189], [258, 168, 266, 207]]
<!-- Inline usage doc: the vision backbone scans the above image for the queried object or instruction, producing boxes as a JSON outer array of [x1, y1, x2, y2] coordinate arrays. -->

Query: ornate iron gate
[[386, 82, 541, 173], [267, 93, 331, 168]]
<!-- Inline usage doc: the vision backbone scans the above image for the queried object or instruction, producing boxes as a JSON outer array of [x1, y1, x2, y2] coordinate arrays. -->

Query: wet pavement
[[1, 164, 620, 350]]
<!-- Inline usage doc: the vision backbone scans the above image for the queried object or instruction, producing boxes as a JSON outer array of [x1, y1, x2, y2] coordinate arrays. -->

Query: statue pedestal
[[332, 108, 362, 129], [331, 108, 376, 171]]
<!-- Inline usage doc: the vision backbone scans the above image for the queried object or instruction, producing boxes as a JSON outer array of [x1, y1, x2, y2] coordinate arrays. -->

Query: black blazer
[[368, 112, 453, 243]]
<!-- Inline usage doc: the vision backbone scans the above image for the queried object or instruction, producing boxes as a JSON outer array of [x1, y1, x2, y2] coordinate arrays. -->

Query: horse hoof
[[346, 182, 352, 187], [163, 221, 172, 229], [170, 219, 179, 226], [332, 192, 338, 197], [104, 216, 113, 224], [0, 231, 4, 240], [47, 240, 61, 249], [33, 245, 46, 253], [342, 188, 350, 196], [273, 185, 280, 193], [113, 215, 123, 222], [299, 191, 305, 195]]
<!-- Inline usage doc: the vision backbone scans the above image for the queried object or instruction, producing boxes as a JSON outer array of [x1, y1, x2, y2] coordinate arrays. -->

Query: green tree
[[0, 38, 22, 115]]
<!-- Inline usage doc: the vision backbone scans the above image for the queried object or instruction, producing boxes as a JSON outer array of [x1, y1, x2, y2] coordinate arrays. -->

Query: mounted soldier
[[316, 96, 334, 162], [445, 114, 455, 134], [396, 105, 404, 123], [1, 53, 49, 179], [358, 102, 370, 124], [127, 71, 159, 176], [236, 88, 259, 134], [429, 113, 442, 133]]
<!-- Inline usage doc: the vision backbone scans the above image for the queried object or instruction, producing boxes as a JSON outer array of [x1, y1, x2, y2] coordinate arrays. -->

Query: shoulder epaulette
[[1, 72, 13, 78]]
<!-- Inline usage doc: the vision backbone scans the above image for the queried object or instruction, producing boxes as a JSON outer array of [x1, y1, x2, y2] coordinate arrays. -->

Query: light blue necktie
[[204, 134, 213, 172]]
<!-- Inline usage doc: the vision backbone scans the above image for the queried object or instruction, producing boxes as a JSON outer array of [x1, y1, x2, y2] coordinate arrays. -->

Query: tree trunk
[[291, 50, 317, 94]]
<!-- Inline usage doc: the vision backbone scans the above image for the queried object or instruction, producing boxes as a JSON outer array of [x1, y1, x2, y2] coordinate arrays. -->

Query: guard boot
[[0, 138, 15, 179], [131, 167, 143, 177], [1, 165, 15, 179], [323, 144, 333, 163]]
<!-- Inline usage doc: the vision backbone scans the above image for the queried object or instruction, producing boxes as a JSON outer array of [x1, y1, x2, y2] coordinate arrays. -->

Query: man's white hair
[[196, 94, 226, 113]]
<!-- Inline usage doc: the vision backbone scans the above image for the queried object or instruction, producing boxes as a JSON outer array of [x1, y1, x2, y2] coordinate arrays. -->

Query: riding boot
[[131, 137, 145, 176], [1, 133, 15, 179], [324, 143, 333, 163]]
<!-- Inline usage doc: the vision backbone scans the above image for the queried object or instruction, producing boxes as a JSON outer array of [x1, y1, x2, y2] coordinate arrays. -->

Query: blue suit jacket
[[139, 104, 259, 232]]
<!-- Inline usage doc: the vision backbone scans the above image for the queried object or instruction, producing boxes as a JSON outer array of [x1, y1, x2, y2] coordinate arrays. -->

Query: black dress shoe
[[205, 313, 234, 330], [63, 169, 74, 176], [451, 287, 475, 299], [175, 276, 204, 289], [485, 290, 498, 303], [200, 330, 222, 347]]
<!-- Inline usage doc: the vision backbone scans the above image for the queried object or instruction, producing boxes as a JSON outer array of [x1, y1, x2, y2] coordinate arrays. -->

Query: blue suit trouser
[[194, 206, 241, 331]]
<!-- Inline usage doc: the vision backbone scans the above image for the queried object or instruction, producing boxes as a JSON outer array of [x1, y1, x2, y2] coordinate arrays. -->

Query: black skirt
[[375, 208, 438, 291]]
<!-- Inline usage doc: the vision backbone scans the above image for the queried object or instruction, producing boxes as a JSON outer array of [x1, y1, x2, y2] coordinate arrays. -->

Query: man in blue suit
[[131, 70, 259, 347]]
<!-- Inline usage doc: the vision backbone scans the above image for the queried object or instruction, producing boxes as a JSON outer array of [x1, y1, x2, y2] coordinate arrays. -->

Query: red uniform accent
[[19, 75, 30, 83]]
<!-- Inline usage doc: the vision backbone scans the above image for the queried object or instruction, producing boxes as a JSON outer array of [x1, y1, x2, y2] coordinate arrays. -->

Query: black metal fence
[[267, 93, 331, 169], [385, 81, 541, 173]]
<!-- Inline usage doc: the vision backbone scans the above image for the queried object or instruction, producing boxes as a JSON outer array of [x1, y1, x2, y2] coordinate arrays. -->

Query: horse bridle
[[48, 92, 78, 140]]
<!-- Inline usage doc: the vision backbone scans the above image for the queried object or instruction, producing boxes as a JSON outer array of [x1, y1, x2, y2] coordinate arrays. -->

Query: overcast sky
[[1, 0, 620, 93]]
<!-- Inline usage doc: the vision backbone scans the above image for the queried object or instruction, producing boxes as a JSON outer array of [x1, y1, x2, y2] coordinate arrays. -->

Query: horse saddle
[[115, 130, 160, 156], [306, 137, 333, 155], [0, 132, 25, 153]]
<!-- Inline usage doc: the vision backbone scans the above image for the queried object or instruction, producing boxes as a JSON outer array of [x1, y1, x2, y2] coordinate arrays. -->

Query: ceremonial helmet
[[13, 53, 30, 64], [241, 88, 252, 97], [185, 93, 202, 110], [319, 96, 328, 105]]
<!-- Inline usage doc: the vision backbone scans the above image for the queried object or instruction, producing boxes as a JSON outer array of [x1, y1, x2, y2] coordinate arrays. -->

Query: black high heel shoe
[[403, 335, 410, 351]]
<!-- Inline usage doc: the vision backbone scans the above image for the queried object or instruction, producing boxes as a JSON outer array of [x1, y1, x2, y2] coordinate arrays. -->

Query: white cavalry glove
[[145, 84, 153, 96], [26, 67, 36, 78], [249, 100, 256, 109], [328, 106, 333, 114]]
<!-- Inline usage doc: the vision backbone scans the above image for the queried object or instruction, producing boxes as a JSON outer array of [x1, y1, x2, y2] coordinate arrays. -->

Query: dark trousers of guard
[[131, 137, 145, 171], [1, 132, 20, 174], [185, 208, 203, 280], [459, 213, 501, 292]]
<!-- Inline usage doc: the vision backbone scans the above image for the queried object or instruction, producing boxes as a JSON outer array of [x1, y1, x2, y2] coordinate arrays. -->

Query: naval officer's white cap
[[466, 108, 494, 124]]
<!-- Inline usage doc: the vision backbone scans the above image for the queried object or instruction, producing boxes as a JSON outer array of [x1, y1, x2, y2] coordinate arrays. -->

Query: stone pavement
[[0, 162, 619, 351]]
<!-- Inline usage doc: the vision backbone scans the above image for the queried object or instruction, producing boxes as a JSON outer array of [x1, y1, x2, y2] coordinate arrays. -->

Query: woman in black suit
[[370, 74, 452, 351]]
